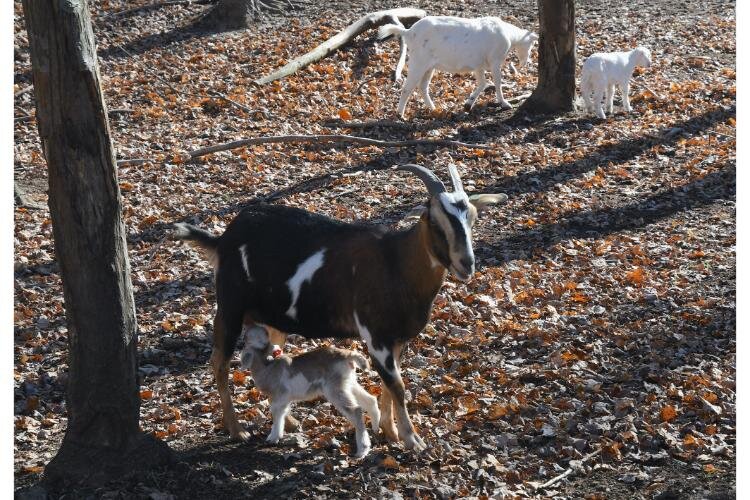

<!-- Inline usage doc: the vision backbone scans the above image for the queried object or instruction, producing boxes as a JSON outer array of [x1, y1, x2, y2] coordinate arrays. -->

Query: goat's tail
[[377, 23, 407, 41], [173, 222, 220, 264]]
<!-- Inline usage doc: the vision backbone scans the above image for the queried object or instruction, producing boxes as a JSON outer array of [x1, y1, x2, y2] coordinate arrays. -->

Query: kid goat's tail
[[348, 352, 370, 371]]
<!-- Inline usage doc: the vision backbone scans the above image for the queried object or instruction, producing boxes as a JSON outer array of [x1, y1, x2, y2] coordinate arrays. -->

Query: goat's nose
[[459, 256, 474, 271]]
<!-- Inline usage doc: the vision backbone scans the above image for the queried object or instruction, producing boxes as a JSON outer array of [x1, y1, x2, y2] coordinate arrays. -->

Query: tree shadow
[[97, 14, 225, 61], [477, 105, 735, 197], [477, 161, 735, 265]]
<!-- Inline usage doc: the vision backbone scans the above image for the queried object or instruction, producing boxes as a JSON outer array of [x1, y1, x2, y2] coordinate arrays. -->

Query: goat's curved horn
[[448, 164, 464, 193], [397, 164, 446, 196]]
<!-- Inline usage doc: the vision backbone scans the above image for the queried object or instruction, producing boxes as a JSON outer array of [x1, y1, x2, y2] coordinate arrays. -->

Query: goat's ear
[[469, 193, 508, 214], [403, 205, 427, 222]]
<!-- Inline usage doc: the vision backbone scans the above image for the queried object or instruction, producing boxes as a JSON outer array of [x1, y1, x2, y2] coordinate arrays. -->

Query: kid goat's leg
[[353, 384, 380, 433], [605, 84, 615, 114], [621, 81, 632, 112], [327, 388, 371, 458], [592, 86, 606, 119], [212, 309, 250, 441], [267, 397, 291, 443]]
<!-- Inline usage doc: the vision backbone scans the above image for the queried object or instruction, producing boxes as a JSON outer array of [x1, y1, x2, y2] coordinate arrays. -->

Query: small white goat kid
[[240, 325, 380, 458], [378, 16, 538, 119], [580, 46, 652, 119]]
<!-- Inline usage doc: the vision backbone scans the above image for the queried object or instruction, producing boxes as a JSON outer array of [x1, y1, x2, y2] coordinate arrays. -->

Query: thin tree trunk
[[22, 0, 171, 486], [518, 0, 576, 114]]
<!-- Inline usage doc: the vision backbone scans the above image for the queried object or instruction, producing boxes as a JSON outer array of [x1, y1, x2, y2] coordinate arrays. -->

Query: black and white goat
[[174, 165, 506, 451], [240, 325, 379, 458]]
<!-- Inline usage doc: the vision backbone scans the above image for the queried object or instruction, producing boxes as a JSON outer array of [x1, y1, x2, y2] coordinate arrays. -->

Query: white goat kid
[[240, 325, 380, 458], [378, 16, 538, 119], [580, 46, 652, 119]]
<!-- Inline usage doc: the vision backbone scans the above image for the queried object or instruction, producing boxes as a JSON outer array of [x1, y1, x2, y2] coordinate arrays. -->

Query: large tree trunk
[[518, 0, 576, 114], [22, 0, 171, 486]]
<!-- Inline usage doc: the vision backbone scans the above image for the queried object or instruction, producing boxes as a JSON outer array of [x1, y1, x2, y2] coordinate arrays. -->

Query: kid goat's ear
[[469, 193, 508, 214]]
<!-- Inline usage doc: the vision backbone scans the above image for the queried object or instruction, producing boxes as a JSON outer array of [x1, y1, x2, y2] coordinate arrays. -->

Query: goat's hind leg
[[464, 69, 489, 111], [397, 65, 426, 119], [419, 69, 436, 112], [211, 309, 250, 441], [327, 388, 371, 458]]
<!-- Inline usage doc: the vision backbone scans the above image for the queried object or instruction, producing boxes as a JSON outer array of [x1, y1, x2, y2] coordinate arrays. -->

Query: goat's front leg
[[464, 70, 489, 111], [491, 65, 512, 109], [377, 384, 398, 442], [621, 81, 632, 112], [267, 398, 291, 443]]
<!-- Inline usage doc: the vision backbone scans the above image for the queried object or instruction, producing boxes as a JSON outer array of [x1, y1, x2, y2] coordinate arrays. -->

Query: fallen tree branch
[[255, 8, 426, 85], [188, 134, 492, 158], [535, 448, 602, 491]]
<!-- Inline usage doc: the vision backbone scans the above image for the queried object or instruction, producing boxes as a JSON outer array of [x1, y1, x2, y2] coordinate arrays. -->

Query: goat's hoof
[[265, 434, 280, 444], [380, 425, 400, 443], [463, 102, 474, 112], [353, 446, 371, 459], [499, 101, 512, 110], [403, 433, 427, 452], [231, 429, 252, 442]]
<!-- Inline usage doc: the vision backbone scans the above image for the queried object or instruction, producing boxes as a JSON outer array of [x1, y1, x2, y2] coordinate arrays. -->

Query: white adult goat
[[580, 46, 652, 119], [378, 16, 538, 119]]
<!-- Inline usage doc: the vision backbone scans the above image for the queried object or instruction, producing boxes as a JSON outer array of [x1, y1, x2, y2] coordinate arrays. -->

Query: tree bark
[[22, 0, 171, 486], [195, 0, 297, 30], [518, 0, 576, 114]]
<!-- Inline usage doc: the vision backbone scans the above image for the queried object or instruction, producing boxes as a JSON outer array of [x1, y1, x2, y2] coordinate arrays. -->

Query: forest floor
[[14, 0, 735, 498]]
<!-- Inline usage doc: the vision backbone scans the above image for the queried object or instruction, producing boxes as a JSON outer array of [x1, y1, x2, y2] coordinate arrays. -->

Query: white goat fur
[[378, 16, 538, 118], [240, 326, 380, 458], [580, 46, 652, 119]]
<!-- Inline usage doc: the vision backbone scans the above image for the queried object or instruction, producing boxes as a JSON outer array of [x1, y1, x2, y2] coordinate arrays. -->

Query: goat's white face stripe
[[239, 244, 252, 281], [285, 248, 326, 320], [353, 311, 391, 372], [438, 191, 474, 261]]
